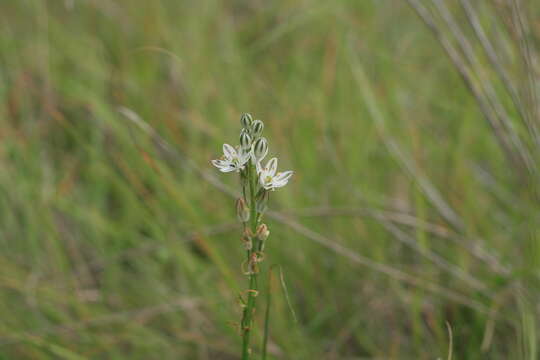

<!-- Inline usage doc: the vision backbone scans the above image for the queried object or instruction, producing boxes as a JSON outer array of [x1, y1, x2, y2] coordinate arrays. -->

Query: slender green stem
[[261, 266, 273, 360], [241, 162, 260, 359], [242, 273, 257, 359]]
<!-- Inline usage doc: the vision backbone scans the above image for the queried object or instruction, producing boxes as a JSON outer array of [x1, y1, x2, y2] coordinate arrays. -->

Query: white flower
[[257, 157, 293, 190], [211, 144, 250, 173]]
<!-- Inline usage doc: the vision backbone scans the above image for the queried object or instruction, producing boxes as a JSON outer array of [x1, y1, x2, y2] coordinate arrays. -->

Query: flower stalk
[[211, 113, 293, 359]]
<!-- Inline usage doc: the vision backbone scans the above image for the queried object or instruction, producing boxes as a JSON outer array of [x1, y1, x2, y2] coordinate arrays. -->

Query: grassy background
[[0, 1, 539, 359]]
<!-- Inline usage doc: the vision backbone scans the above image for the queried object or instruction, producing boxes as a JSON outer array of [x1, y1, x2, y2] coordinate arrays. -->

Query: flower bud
[[256, 223, 269, 241], [239, 129, 251, 150], [243, 227, 254, 238], [241, 235, 252, 250], [252, 137, 268, 162], [236, 198, 250, 223], [251, 120, 264, 137], [255, 189, 269, 214], [240, 113, 253, 129]]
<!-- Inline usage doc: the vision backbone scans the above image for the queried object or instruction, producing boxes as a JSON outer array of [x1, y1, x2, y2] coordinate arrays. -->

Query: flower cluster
[[211, 113, 292, 359], [211, 113, 293, 192]]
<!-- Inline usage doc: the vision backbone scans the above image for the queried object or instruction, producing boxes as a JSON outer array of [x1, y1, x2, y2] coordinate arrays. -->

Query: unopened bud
[[242, 235, 253, 250], [252, 137, 268, 161], [255, 190, 269, 214], [243, 227, 254, 238], [239, 129, 251, 150], [240, 113, 253, 129], [256, 224, 270, 241], [251, 120, 264, 137], [236, 198, 250, 223]]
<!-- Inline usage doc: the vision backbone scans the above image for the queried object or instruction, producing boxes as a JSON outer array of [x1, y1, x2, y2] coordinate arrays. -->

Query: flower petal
[[274, 171, 293, 182], [211, 158, 236, 173], [223, 144, 236, 159], [272, 180, 288, 188], [259, 172, 270, 187], [219, 164, 237, 172], [211, 159, 222, 167], [266, 158, 278, 177], [238, 149, 251, 166]]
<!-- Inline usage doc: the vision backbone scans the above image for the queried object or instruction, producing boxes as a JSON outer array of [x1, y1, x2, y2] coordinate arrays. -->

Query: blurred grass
[[0, 0, 539, 359]]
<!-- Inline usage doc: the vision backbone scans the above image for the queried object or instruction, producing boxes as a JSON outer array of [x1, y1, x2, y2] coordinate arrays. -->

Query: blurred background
[[1, 1, 539, 359]]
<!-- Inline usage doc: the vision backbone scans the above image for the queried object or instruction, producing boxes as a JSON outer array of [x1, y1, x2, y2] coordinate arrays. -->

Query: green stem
[[261, 266, 273, 360], [242, 273, 257, 359], [241, 162, 260, 360]]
